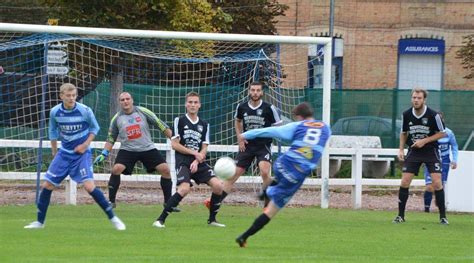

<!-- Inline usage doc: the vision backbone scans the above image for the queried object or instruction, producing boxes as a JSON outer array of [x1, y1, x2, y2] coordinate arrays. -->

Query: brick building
[[276, 0, 474, 90]]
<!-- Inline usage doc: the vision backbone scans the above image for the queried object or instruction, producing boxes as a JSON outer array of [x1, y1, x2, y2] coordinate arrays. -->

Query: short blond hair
[[411, 87, 428, 98], [185, 91, 200, 102], [59, 83, 77, 94]]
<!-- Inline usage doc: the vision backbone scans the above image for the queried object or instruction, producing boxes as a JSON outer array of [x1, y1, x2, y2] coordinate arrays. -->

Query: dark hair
[[185, 91, 200, 101], [292, 102, 314, 118], [249, 81, 264, 89]]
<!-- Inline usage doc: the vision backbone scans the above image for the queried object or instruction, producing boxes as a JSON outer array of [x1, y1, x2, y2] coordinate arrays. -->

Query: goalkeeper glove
[[94, 149, 109, 164]]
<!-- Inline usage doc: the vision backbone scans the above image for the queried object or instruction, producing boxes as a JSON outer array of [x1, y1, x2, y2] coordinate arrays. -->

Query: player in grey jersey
[[94, 92, 179, 211]]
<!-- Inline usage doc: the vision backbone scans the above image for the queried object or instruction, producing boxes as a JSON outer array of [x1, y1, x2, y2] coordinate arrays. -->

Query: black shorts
[[176, 164, 215, 186], [402, 148, 442, 174], [235, 145, 272, 170], [115, 149, 166, 175]]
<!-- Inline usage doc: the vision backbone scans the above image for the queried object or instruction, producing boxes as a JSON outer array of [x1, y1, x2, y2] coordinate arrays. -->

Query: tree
[[456, 34, 474, 79], [39, 0, 232, 33], [211, 0, 288, 35]]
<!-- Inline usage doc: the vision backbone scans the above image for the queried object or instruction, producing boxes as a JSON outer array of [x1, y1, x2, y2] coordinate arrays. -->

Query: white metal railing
[[0, 139, 424, 208]]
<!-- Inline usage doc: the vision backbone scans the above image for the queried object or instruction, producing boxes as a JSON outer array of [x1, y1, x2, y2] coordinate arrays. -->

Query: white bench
[[328, 136, 394, 178]]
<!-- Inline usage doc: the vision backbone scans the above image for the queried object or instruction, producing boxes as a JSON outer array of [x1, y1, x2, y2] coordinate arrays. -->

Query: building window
[[308, 38, 343, 89], [397, 38, 445, 90]]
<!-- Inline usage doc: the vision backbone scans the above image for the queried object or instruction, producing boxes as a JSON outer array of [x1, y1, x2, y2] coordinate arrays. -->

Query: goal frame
[[0, 22, 333, 208]]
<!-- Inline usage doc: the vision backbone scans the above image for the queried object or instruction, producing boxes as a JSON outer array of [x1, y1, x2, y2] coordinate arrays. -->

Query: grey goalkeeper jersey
[[106, 106, 169, 152]]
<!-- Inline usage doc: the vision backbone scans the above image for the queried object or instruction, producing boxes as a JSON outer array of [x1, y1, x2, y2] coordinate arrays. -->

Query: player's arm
[[412, 132, 446, 149], [199, 123, 210, 158], [76, 107, 99, 154], [270, 104, 283, 126], [235, 118, 247, 152], [171, 137, 201, 158], [398, 132, 408, 161], [241, 122, 298, 142], [50, 140, 58, 156], [94, 113, 119, 164], [140, 106, 172, 139], [449, 130, 459, 169], [75, 133, 96, 154], [170, 117, 203, 161], [234, 103, 247, 152], [398, 114, 408, 161], [413, 112, 447, 149], [49, 107, 59, 156]]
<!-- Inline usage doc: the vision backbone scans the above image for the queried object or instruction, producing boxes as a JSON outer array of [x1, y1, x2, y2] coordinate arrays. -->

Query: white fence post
[[351, 147, 363, 209], [320, 151, 330, 209], [166, 139, 176, 195], [65, 179, 77, 205]]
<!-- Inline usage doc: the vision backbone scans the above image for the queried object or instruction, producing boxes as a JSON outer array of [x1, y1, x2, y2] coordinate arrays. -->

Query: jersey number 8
[[303, 128, 321, 145]]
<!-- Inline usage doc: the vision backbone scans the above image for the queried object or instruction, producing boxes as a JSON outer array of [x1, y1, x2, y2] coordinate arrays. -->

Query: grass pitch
[[1, 204, 473, 262]]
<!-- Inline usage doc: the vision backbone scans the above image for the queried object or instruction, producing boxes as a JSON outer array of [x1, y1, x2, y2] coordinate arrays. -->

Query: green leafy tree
[[211, 0, 288, 35], [40, 0, 232, 33], [456, 34, 474, 79], [39, 1, 234, 57]]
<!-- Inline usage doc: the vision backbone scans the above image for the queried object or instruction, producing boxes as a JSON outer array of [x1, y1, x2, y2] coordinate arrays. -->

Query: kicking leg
[[236, 201, 279, 247]]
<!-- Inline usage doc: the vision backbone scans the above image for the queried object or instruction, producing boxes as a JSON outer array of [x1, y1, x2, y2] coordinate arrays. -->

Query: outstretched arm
[[449, 130, 459, 168], [140, 106, 170, 137], [242, 122, 299, 142]]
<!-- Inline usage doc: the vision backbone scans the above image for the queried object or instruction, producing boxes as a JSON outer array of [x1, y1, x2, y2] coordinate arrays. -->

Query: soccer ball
[[214, 157, 236, 180]]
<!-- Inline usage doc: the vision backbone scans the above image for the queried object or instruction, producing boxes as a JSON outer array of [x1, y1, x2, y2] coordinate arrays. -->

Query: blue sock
[[424, 191, 432, 211], [89, 188, 115, 219], [37, 188, 52, 224]]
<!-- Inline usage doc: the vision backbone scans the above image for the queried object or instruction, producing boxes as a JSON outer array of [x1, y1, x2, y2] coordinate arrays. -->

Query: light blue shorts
[[267, 158, 307, 209], [44, 149, 94, 186], [424, 162, 450, 185]]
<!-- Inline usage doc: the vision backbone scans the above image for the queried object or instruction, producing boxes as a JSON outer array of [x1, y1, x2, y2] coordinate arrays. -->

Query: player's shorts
[[115, 148, 166, 175], [235, 145, 272, 170], [402, 148, 442, 174], [266, 156, 307, 209], [424, 162, 450, 185], [175, 163, 215, 186], [44, 149, 94, 187]]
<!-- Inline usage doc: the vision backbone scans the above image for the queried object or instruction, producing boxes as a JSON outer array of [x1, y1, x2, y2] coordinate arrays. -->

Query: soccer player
[[94, 92, 179, 211], [235, 102, 331, 247], [423, 112, 458, 212], [152, 92, 225, 228], [221, 82, 282, 205], [394, 88, 448, 225], [24, 83, 125, 230]]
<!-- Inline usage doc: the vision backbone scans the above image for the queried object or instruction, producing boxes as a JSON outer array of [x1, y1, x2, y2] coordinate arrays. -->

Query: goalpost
[[0, 23, 332, 207]]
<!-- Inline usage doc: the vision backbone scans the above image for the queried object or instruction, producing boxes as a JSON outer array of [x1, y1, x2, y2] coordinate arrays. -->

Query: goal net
[[0, 24, 332, 206]]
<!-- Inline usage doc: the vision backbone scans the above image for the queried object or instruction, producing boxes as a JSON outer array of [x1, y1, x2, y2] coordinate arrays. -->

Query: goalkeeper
[[95, 92, 179, 212], [236, 102, 331, 247]]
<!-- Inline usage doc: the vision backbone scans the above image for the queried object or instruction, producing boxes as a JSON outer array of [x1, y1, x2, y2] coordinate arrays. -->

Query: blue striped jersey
[[438, 127, 458, 163], [49, 102, 99, 153], [242, 120, 331, 173]]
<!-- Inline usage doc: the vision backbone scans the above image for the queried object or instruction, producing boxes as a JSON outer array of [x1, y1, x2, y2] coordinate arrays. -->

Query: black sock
[[108, 174, 121, 203], [434, 189, 446, 219], [220, 191, 228, 202], [398, 187, 409, 218], [160, 177, 172, 204], [208, 192, 222, 222], [241, 213, 271, 240], [158, 192, 183, 223]]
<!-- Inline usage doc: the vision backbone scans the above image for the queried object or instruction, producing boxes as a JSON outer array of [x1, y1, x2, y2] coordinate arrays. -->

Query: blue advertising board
[[398, 39, 445, 55]]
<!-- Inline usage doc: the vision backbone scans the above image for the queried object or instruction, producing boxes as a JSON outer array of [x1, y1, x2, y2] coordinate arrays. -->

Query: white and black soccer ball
[[214, 157, 236, 180]]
